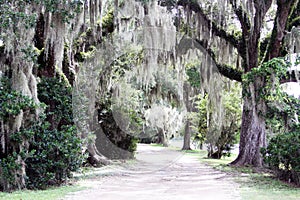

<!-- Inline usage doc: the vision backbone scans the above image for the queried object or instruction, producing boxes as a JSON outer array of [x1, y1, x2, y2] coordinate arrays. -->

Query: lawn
[[0, 185, 85, 200]]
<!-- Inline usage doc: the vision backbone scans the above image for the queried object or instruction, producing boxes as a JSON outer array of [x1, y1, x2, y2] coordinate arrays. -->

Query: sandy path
[[63, 144, 240, 200]]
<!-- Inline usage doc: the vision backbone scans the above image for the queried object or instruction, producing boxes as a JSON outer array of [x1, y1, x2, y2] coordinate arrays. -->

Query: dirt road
[[64, 144, 240, 200]]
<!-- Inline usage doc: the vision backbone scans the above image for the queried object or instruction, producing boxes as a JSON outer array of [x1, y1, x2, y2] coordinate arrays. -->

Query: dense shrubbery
[[262, 129, 300, 185], [26, 123, 84, 189], [0, 77, 37, 120], [27, 77, 86, 189]]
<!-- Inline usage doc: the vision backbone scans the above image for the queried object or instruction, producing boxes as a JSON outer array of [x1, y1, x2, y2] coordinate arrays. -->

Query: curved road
[[64, 144, 240, 200]]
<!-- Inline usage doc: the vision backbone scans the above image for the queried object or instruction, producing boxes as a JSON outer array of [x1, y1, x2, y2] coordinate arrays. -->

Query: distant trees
[[189, 82, 241, 158]]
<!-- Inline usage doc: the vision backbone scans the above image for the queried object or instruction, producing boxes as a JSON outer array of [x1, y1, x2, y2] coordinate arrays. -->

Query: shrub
[[262, 130, 300, 185], [26, 124, 85, 189], [24, 77, 86, 189]]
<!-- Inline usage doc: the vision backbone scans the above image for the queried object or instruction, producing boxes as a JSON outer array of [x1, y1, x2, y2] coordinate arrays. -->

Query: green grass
[[0, 185, 85, 200], [238, 175, 300, 200], [185, 149, 300, 200], [150, 143, 181, 151], [149, 143, 164, 147]]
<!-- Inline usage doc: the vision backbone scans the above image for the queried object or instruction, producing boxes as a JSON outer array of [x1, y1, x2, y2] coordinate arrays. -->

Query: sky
[[282, 82, 300, 98]]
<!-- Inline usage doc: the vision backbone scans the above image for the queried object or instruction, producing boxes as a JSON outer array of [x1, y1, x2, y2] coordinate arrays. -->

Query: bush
[[262, 130, 300, 185], [24, 77, 86, 189], [26, 124, 85, 189]]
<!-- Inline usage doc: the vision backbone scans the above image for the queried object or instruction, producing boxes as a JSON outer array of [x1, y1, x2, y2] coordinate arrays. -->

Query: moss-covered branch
[[194, 39, 242, 82], [177, 0, 244, 59], [217, 64, 243, 82]]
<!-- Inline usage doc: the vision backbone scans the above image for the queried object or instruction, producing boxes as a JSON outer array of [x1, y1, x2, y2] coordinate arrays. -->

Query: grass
[[185, 149, 300, 200], [150, 143, 180, 151], [150, 143, 164, 147], [238, 175, 300, 200], [0, 185, 86, 200]]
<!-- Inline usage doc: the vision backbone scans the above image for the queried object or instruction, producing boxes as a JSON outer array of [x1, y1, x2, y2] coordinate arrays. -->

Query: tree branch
[[177, 0, 245, 59], [265, 0, 298, 61], [287, 2, 300, 30], [194, 38, 243, 82], [245, 0, 272, 69], [217, 64, 243, 82]]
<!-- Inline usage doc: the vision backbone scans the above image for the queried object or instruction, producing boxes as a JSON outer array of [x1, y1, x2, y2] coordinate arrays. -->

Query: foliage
[[0, 153, 24, 190], [26, 123, 85, 189], [0, 76, 85, 190], [191, 82, 241, 159], [0, 77, 37, 190], [0, 0, 83, 53], [101, 9, 114, 36], [266, 91, 300, 140], [190, 94, 208, 148], [262, 129, 300, 186], [0, 77, 37, 120], [42, 0, 82, 23], [209, 82, 241, 158], [185, 61, 201, 88], [0, 0, 83, 44], [242, 58, 288, 101], [0, 0, 36, 29], [38, 77, 73, 128], [25, 77, 85, 189]]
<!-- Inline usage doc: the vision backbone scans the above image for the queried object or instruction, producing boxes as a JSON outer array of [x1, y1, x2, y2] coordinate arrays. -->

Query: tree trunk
[[182, 119, 192, 150], [157, 128, 168, 147], [231, 81, 267, 167], [87, 143, 111, 166], [182, 82, 192, 150]]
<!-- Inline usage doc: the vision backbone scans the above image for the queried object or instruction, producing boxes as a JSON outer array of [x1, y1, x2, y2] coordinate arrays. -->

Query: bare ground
[[63, 144, 240, 200]]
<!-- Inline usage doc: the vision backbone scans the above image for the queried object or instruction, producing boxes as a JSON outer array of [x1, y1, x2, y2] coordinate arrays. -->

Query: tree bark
[[231, 80, 267, 167], [87, 143, 111, 166], [157, 128, 168, 147], [182, 119, 192, 150], [182, 82, 192, 150]]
